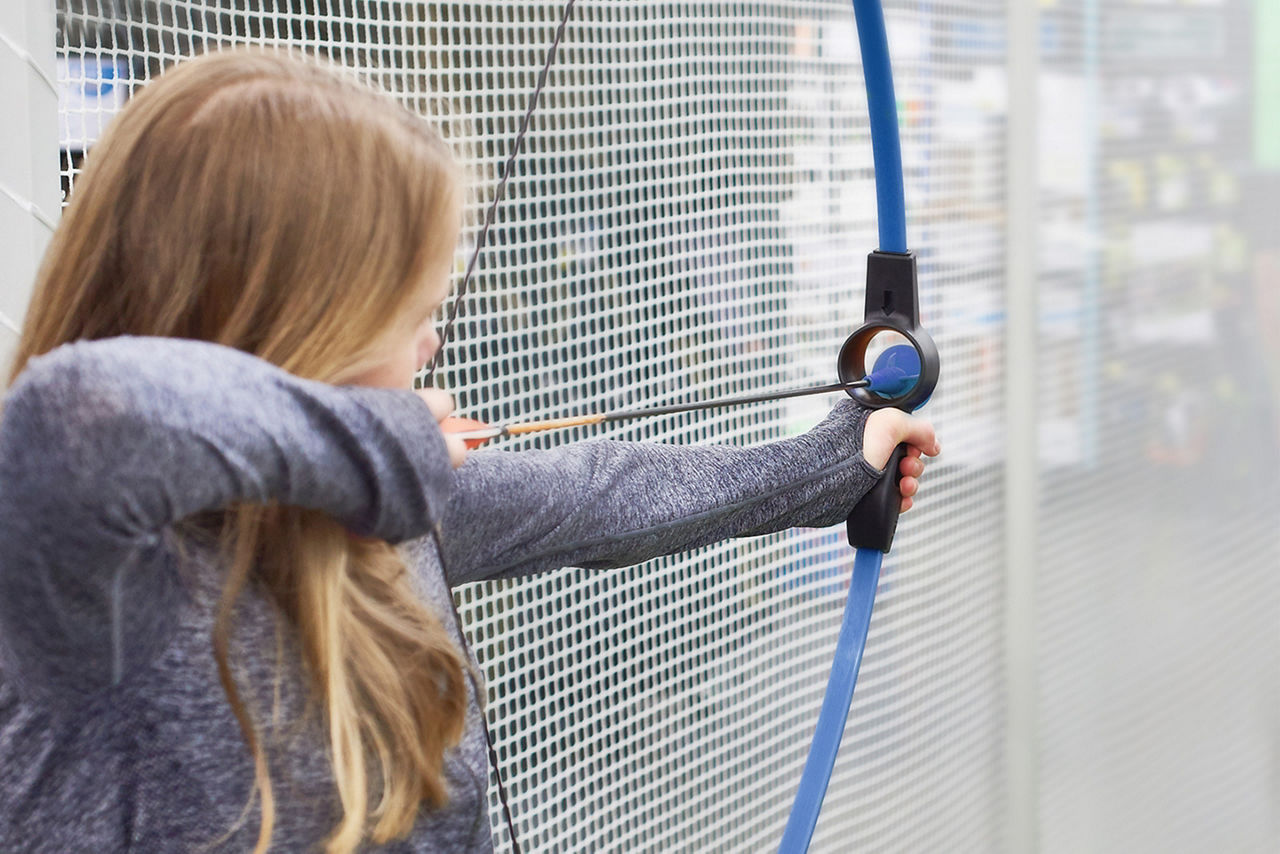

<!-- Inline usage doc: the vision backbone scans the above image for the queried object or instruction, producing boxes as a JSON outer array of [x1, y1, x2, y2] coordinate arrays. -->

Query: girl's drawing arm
[[0, 336, 455, 701]]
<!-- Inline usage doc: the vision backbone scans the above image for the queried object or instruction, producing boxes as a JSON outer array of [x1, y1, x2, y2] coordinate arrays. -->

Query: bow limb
[[777, 0, 940, 850]]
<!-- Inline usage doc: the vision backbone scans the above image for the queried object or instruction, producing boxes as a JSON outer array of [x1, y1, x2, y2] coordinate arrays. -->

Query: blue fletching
[[865, 343, 921, 400]]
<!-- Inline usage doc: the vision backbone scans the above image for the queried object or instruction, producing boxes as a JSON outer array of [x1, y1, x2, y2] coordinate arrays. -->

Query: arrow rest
[[838, 251, 940, 413]]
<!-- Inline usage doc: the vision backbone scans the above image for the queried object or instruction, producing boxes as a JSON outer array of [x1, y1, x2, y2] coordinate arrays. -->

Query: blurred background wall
[[1030, 2, 1278, 850], [7, 1, 1277, 851]]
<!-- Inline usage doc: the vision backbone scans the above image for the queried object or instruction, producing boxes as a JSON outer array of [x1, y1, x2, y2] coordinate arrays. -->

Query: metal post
[[0, 0, 59, 382], [1003, 0, 1040, 850]]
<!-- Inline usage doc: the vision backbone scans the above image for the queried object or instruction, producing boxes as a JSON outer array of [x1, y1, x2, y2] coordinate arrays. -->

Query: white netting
[[49, 1, 1278, 852], [422, 6, 1006, 850]]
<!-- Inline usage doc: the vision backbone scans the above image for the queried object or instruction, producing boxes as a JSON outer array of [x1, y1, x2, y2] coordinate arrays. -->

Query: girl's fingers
[[902, 418, 941, 457], [415, 388, 455, 422], [897, 445, 929, 513], [863, 408, 940, 471], [442, 434, 468, 469], [900, 475, 918, 499], [416, 390, 467, 468], [900, 456, 925, 479]]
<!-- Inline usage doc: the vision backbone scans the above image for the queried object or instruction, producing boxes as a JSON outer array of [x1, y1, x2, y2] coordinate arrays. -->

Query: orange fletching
[[441, 416, 494, 449]]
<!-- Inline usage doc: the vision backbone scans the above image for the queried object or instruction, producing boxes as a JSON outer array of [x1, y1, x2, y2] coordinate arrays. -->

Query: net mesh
[[49, 1, 1277, 853]]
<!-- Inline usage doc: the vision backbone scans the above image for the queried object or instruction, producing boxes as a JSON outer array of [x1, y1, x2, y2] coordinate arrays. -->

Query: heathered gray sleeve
[[438, 400, 883, 586], [0, 336, 454, 704]]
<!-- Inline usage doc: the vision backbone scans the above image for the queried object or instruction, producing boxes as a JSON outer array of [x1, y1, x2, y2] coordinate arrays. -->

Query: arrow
[[442, 378, 876, 446]]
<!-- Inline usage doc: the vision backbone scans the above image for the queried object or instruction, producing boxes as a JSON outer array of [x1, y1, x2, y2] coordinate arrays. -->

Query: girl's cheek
[[417, 325, 441, 366]]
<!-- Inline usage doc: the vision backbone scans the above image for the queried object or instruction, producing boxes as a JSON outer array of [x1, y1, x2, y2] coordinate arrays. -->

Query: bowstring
[[426, 0, 581, 383], [425, 3, 581, 853]]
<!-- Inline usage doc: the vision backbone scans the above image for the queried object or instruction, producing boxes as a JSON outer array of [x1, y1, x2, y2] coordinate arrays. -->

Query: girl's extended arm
[[0, 337, 454, 701], [439, 401, 881, 585]]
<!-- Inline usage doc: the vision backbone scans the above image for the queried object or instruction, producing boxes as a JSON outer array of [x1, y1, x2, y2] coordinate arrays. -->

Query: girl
[[0, 49, 938, 853]]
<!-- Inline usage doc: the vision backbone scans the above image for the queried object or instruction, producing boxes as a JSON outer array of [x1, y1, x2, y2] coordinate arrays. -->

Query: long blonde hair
[[11, 49, 469, 853]]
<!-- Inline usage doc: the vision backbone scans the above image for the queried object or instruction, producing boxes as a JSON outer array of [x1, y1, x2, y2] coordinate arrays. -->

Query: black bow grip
[[837, 252, 940, 553]]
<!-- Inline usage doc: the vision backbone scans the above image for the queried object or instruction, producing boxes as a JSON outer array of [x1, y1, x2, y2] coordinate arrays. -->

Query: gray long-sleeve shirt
[[0, 337, 880, 852]]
